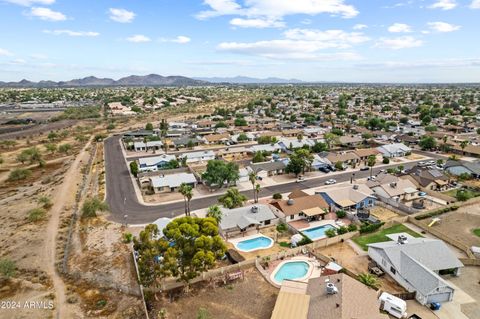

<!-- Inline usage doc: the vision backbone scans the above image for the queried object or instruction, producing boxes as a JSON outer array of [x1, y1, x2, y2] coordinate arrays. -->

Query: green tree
[[206, 205, 223, 224], [202, 160, 239, 188], [367, 155, 376, 177], [8, 168, 32, 181], [237, 133, 248, 142], [325, 228, 336, 238], [252, 151, 266, 163], [312, 142, 328, 153], [286, 149, 313, 177], [145, 122, 154, 131], [130, 161, 139, 177], [234, 117, 247, 126], [179, 183, 193, 216], [323, 132, 338, 149], [218, 187, 247, 209], [18, 147, 44, 167], [460, 140, 469, 154], [382, 157, 390, 164], [358, 273, 380, 289], [419, 136, 437, 150]]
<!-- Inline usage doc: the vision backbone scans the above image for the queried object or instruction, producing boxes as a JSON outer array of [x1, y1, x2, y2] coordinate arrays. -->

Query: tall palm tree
[[179, 183, 193, 216], [358, 273, 380, 289], [249, 171, 257, 203], [206, 205, 223, 224], [367, 155, 376, 178], [255, 183, 261, 204]]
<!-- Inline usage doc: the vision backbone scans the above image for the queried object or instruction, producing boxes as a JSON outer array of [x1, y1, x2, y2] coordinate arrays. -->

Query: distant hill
[[194, 76, 304, 84], [0, 74, 207, 88]]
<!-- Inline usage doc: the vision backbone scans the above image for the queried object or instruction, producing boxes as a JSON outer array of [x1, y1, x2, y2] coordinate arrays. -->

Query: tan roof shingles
[[271, 194, 329, 216]]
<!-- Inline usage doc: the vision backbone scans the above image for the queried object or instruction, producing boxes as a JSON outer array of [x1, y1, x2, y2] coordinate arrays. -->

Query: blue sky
[[0, 0, 479, 82]]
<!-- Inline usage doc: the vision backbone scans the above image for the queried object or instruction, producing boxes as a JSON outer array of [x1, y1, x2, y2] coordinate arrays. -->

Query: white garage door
[[427, 292, 451, 303]]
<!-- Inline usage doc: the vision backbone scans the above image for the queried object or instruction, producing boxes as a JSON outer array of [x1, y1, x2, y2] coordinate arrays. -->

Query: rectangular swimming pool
[[302, 224, 336, 240]]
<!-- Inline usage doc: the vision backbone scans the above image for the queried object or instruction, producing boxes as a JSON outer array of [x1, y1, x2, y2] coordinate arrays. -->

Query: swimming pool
[[235, 235, 274, 252], [273, 261, 311, 284], [302, 224, 336, 240]]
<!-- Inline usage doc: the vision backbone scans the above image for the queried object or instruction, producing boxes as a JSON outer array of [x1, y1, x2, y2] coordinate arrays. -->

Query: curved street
[[105, 135, 443, 224]]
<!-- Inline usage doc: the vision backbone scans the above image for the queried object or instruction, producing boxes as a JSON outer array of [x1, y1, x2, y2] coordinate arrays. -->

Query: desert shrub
[[272, 193, 283, 200], [276, 223, 288, 233], [8, 168, 32, 181], [279, 242, 290, 247], [38, 196, 53, 209], [82, 197, 109, 218], [337, 226, 348, 235], [336, 210, 346, 218], [0, 258, 16, 278], [325, 228, 337, 238], [347, 224, 358, 232], [28, 208, 47, 222], [382, 157, 390, 164], [123, 233, 133, 243], [415, 206, 459, 220], [297, 235, 313, 246]]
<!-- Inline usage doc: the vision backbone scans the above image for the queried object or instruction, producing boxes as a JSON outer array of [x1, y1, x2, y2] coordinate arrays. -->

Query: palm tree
[[255, 183, 261, 204], [179, 183, 193, 216], [460, 140, 469, 154], [206, 205, 223, 224], [367, 155, 376, 177], [218, 187, 247, 209], [249, 171, 257, 203], [358, 273, 380, 289]]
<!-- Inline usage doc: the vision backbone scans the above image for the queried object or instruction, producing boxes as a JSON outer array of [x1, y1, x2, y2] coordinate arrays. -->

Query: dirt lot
[[318, 242, 406, 293], [150, 268, 278, 319], [370, 206, 400, 221], [449, 266, 480, 319], [419, 204, 480, 247]]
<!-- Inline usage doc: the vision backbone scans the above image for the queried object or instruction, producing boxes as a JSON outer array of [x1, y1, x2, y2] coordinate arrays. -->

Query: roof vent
[[353, 185, 359, 190], [326, 283, 338, 295], [390, 182, 397, 188], [251, 206, 259, 213], [397, 234, 408, 245], [287, 199, 294, 206]]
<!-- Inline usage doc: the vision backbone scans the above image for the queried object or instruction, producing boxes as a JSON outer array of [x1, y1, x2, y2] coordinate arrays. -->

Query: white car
[[325, 179, 337, 185]]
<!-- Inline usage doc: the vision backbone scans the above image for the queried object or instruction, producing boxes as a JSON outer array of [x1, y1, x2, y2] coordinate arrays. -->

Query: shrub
[[272, 193, 283, 200], [8, 168, 32, 181], [325, 228, 337, 238], [28, 208, 47, 222], [335, 210, 346, 218], [123, 233, 133, 243], [38, 196, 53, 209], [359, 222, 385, 234], [0, 258, 16, 278], [297, 235, 313, 246], [276, 223, 288, 233], [82, 197, 109, 218], [347, 224, 358, 232], [415, 206, 459, 220], [382, 157, 390, 164], [337, 226, 348, 235], [456, 189, 473, 201], [279, 242, 290, 248]]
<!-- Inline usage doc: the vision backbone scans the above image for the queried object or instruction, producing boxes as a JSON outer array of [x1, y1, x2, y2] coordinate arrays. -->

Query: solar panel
[[429, 170, 443, 178]]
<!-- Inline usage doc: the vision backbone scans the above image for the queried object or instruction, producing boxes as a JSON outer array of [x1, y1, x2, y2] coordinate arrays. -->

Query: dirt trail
[[43, 140, 92, 319]]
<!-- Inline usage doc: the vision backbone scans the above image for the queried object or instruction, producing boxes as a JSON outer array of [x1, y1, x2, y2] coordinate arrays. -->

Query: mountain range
[[0, 74, 305, 87]]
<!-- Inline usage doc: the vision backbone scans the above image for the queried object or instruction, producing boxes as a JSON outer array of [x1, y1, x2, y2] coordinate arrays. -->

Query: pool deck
[[228, 233, 274, 253], [269, 256, 323, 286]]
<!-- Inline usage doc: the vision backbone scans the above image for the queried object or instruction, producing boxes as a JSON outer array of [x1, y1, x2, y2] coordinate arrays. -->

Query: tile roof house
[[326, 152, 360, 165], [306, 274, 388, 319], [353, 148, 381, 162], [203, 133, 230, 144], [219, 204, 279, 237], [368, 234, 463, 305], [405, 166, 450, 191], [271, 192, 329, 222], [317, 184, 375, 214], [271, 280, 310, 319]]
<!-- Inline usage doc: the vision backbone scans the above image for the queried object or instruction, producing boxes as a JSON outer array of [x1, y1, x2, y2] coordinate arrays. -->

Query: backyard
[[352, 224, 423, 251]]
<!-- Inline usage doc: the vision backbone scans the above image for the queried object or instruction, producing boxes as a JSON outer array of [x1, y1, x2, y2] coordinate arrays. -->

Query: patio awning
[[302, 207, 327, 216], [435, 180, 448, 186], [337, 199, 356, 207], [404, 187, 417, 193], [236, 216, 260, 229]]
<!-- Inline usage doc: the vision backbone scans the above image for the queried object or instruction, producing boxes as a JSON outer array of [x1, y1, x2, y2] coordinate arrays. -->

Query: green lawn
[[352, 224, 423, 251], [473, 229, 480, 238]]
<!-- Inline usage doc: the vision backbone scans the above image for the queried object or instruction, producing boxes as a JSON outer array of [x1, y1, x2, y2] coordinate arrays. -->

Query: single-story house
[[311, 155, 332, 170], [249, 161, 286, 178], [370, 178, 418, 201], [368, 234, 463, 305], [217, 147, 251, 160], [138, 154, 177, 172], [203, 133, 230, 144], [149, 172, 197, 193], [277, 138, 315, 151], [338, 135, 363, 148], [451, 144, 480, 158], [306, 274, 389, 319], [249, 144, 282, 153], [377, 143, 411, 158], [353, 148, 381, 163], [172, 136, 203, 149], [317, 184, 375, 214], [179, 150, 215, 164], [326, 152, 360, 166], [133, 140, 163, 152], [271, 192, 329, 222], [219, 204, 279, 237], [444, 160, 480, 178], [405, 166, 450, 191]]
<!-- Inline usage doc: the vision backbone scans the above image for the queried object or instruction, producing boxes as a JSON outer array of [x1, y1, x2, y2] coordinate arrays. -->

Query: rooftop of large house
[[219, 204, 277, 230], [271, 192, 329, 216]]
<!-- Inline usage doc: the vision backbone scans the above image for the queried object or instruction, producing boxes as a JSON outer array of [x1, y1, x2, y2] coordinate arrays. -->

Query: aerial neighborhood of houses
[[106, 88, 480, 319]]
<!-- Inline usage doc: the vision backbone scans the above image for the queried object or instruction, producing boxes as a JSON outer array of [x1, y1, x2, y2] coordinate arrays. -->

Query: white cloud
[[356, 58, 480, 69], [353, 24, 367, 30], [29, 7, 66, 21], [375, 36, 423, 50], [196, 0, 359, 23], [109, 8, 135, 23], [2, 0, 54, 6], [217, 28, 367, 60], [427, 21, 461, 32], [43, 29, 100, 37], [126, 35, 151, 43], [30, 53, 48, 59], [159, 36, 191, 44], [9, 58, 27, 65], [388, 23, 412, 33], [471, 0, 480, 8], [230, 18, 285, 28], [0, 48, 14, 56], [428, 0, 457, 10]]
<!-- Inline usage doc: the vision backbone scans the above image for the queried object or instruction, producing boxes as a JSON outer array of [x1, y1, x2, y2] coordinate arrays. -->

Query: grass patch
[[473, 229, 480, 238], [352, 224, 423, 251]]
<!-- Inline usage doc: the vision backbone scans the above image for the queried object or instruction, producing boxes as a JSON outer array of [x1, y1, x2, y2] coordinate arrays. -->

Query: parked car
[[418, 161, 427, 167], [296, 176, 305, 183], [325, 179, 336, 185], [367, 176, 376, 181], [360, 166, 369, 171], [319, 167, 330, 173]]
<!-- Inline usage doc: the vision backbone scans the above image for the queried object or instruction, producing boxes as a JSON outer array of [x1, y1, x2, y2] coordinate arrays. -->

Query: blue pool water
[[236, 236, 273, 252], [274, 261, 310, 283], [302, 224, 336, 240]]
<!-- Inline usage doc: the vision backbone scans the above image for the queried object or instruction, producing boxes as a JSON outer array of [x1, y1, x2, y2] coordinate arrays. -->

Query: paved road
[[105, 135, 444, 224]]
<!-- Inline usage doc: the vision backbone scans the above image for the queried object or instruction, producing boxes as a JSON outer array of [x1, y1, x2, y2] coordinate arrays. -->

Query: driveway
[[104, 135, 445, 224]]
